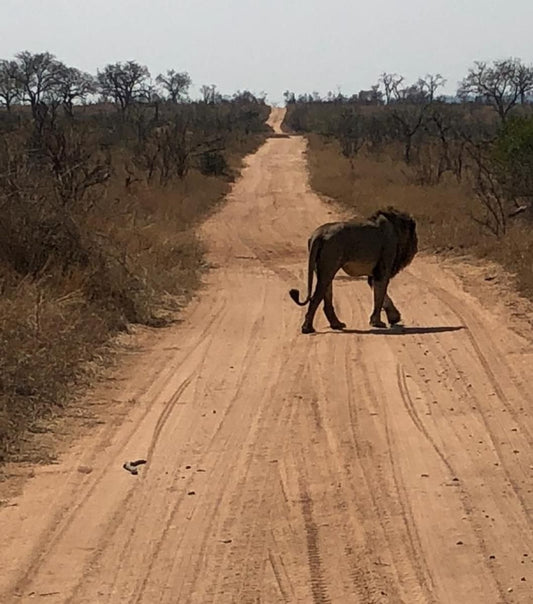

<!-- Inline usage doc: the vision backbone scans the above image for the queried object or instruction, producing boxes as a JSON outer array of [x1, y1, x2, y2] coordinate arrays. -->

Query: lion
[[289, 207, 418, 334]]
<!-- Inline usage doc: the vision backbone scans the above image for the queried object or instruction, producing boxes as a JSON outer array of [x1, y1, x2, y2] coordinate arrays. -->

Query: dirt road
[[1, 108, 532, 603]]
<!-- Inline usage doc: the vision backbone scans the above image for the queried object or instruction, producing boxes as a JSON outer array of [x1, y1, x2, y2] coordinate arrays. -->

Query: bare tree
[[13, 51, 64, 116], [378, 73, 404, 104], [156, 69, 191, 103], [397, 83, 426, 104], [458, 58, 533, 122], [390, 103, 430, 163], [56, 66, 95, 117], [515, 62, 533, 104], [425, 107, 456, 178], [467, 142, 508, 236], [387, 76, 441, 162], [0, 59, 20, 111], [200, 84, 221, 104], [96, 61, 150, 113], [44, 125, 111, 206], [135, 80, 164, 122], [417, 74, 446, 102], [337, 108, 365, 168]]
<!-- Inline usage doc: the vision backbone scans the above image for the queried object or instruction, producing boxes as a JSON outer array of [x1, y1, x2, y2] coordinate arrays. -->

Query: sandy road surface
[[1, 108, 533, 603]]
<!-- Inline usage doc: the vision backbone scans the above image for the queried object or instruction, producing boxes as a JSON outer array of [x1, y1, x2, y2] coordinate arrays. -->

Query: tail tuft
[[289, 289, 302, 305]]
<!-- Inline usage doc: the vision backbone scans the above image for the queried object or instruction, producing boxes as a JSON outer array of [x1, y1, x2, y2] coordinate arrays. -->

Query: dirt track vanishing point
[[1, 108, 532, 603]]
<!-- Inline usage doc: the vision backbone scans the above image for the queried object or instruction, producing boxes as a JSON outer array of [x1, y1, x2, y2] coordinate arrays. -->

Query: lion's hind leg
[[323, 283, 346, 331], [302, 270, 337, 334], [302, 286, 325, 333]]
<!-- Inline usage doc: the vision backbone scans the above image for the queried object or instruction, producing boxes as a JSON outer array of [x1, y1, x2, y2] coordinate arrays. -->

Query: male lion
[[289, 207, 418, 334]]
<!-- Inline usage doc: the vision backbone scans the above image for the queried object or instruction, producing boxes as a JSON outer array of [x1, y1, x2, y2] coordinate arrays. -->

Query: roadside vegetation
[[283, 58, 533, 300], [0, 51, 270, 461]]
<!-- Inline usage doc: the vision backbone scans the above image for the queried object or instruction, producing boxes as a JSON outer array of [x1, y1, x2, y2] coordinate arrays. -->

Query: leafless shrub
[[468, 149, 508, 236], [42, 124, 111, 206], [0, 79, 270, 460]]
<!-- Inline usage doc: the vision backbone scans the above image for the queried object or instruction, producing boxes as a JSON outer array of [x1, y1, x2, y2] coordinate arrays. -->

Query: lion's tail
[[289, 288, 308, 305], [289, 235, 322, 306]]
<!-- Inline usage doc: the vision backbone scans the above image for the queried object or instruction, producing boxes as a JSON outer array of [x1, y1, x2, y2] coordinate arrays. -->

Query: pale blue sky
[[2, 0, 532, 102]]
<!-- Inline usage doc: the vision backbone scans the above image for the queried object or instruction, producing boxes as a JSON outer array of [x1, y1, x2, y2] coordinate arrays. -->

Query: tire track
[[298, 477, 331, 604], [64, 337, 216, 603], [355, 357, 437, 603], [104, 287, 269, 603], [405, 275, 533, 523], [44, 301, 227, 603], [409, 270, 533, 446], [394, 362, 508, 601], [125, 274, 287, 603], [305, 341, 403, 603], [201, 323, 304, 602]]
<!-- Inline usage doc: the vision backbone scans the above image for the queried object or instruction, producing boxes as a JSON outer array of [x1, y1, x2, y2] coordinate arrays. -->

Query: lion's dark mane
[[368, 206, 418, 278]]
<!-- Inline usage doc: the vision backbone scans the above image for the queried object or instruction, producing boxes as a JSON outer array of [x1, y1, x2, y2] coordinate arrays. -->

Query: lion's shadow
[[332, 325, 465, 336]]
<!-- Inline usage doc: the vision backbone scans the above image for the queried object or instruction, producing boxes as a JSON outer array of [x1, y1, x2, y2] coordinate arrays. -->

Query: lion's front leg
[[383, 293, 401, 325], [369, 279, 388, 328]]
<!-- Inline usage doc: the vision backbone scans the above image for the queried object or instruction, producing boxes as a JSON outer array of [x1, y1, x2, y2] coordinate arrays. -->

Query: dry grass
[[0, 126, 267, 463], [0, 273, 111, 454], [305, 134, 533, 299]]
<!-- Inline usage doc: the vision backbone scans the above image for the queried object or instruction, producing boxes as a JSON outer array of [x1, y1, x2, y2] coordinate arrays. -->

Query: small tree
[[466, 141, 508, 237], [516, 62, 533, 104], [417, 74, 446, 102], [0, 59, 20, 111], [388, 76, 443, 163], [378, 73, 404, 104], [43, 124, 111, 206], [97, 61, 150, 113], [492, 116, 533, 205], [283, 90, 296, 104], [389, 104, 429, 163], [232, 90, 264, 104], [200, 84, 222, 104], [336, 108, 365, 168], [155, 69, 191, 103], [357, 86, 382, 105], [56, 66, 95, 117]]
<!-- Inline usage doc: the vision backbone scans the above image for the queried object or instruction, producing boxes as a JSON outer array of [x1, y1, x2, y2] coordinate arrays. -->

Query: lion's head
[[369, 207, 418, 277]]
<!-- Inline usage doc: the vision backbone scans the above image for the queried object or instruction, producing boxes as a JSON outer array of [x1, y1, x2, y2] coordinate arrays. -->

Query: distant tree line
[[284, 58, 533, 236], [0, 49, 270, 284], [284, 58, 533, 113], [0, 51, 267, 117]]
